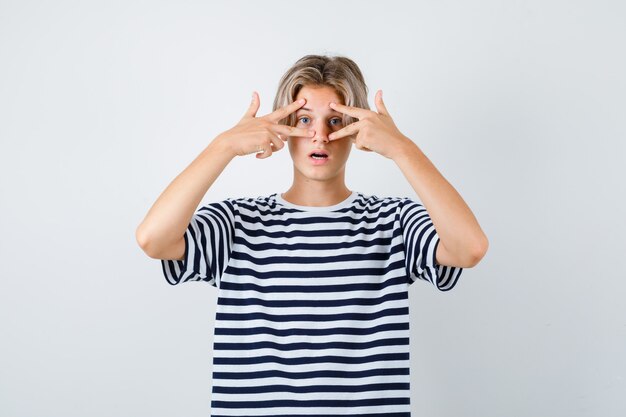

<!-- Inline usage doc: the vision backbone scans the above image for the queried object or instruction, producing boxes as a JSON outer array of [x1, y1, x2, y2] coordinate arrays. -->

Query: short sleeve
[[398, 198, 463, 291], [160, 199, 237, 287]]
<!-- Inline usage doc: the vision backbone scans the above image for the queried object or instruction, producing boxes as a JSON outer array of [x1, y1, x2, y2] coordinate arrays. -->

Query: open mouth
[[309, 150, 329, 160]]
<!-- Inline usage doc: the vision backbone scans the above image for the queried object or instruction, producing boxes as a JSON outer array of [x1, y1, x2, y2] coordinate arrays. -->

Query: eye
[[297, 116, 343, 126]]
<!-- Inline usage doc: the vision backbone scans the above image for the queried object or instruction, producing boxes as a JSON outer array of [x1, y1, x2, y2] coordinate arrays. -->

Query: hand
[[327, 90, 414, 160], [216, 91, 316, 159]]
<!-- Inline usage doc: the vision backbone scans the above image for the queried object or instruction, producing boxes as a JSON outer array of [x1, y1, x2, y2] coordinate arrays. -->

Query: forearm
[[393, 139, 488, 265], [135, 136, 235, 257]]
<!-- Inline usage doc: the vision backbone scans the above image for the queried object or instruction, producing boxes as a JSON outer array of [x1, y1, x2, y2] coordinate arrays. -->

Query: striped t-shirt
[[160, 190, 463, 417]]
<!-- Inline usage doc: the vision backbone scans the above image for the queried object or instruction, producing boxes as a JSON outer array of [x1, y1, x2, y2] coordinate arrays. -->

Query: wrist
[[209, 133, 236, 159], [391, 136, 420, 162]]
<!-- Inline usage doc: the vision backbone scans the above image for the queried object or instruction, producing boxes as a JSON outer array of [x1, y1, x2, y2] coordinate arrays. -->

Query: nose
[[311, 120, 330, 143]]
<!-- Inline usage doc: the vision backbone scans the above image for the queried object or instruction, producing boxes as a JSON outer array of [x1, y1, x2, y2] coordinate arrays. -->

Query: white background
[[1, 1, 624, 416]]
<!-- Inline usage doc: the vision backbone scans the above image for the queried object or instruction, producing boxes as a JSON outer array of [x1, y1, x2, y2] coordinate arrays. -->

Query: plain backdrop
[[1, 1, 625, 416]]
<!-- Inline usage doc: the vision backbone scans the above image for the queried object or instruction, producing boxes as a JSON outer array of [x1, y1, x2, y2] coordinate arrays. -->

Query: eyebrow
[[297, 107, 341, 114]]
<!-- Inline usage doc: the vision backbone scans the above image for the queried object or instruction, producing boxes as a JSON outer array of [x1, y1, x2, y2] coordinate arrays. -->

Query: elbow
[[135, 224, 148, 250], [135, 224, 160, 259], [468, 234, 489, 267], [136, 224, 185, 260]]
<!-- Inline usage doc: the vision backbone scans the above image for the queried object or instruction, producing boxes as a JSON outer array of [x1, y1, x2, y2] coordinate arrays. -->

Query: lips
[[309, 148, 330, 165], [309, 149, 329, 157]]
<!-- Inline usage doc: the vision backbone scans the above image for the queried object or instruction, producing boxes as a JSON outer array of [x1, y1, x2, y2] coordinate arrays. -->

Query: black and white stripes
[[161, 199, 236, 287], [399, 198, 463, 291], [159, 191, 463, 416]]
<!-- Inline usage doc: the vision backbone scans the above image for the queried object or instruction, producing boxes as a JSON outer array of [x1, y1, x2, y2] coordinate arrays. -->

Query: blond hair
[[272, 54, 369, 128]]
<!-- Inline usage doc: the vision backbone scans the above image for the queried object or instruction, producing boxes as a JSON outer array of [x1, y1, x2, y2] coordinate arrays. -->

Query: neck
[[282, 180, 352, 207]]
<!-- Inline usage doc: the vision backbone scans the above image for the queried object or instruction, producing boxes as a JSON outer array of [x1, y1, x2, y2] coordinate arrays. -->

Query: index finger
[[329, 102, 369, 119], [266, 98, 306, 123]]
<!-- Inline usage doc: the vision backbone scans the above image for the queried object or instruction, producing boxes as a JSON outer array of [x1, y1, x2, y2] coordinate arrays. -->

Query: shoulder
[[203, 194, 271, 207], [358, 192, 416, 210], [220, 193, 282, 215]]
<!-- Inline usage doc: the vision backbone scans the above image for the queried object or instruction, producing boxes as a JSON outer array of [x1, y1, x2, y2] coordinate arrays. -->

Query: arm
[[135, 137, 235, 260], [135, 92, 313, 261], [393, 139, 489, 268], [326, 91, 488, 269]]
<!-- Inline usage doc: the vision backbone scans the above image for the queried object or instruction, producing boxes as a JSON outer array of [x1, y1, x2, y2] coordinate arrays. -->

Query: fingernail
[[328, 133, 334, 140], [308, 129, 315, 135], [299, 98, 305, 104], [251, 92, 255, 100], [329, 102, 336, 107]]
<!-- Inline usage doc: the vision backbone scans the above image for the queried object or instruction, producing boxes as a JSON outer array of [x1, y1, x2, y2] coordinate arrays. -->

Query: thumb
[[375, 89, 389, 116], [243, 91, 260, 119]]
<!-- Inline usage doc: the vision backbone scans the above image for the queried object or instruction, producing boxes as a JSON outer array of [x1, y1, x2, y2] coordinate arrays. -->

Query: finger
[[270, 124, 315, 138], [354, 141, 373, 152], [328, 102, 369, 119], [242, 91, 260, 119], [269, 134, 284, 151], [266, 98, 306, 123], [328, 120, 363, 141], [256, 144, 273, 159], [375, 89, 389, 116]]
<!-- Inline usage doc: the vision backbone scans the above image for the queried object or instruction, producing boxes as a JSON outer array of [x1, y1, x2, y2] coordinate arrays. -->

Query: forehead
[[294, 86, 343, 115], [295, 85, 344, 110]]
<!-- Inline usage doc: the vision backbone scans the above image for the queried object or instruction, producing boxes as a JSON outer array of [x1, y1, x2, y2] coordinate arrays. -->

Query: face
[[287, 85, 353, 183]]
